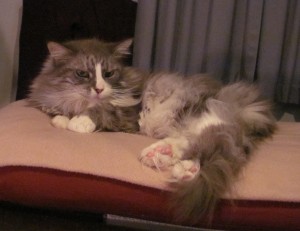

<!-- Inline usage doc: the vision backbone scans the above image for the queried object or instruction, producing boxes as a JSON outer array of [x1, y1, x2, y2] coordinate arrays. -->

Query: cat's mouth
[[87, 95, 103, 107]]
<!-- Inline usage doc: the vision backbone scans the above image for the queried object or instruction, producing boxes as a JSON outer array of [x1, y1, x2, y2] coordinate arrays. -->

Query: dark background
[[17, 0, 137, 100]]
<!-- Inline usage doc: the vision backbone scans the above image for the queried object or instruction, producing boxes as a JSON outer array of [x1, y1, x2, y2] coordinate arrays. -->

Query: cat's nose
[[95, 88, 103, 94]]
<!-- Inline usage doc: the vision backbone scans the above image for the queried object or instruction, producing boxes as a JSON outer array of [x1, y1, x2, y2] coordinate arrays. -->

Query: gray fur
[[139, 73, 276, 222], [29, 38, 276, 222], [28, 38, 147, 132]]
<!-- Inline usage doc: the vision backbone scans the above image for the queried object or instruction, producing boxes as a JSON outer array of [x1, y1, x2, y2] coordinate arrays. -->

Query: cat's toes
[[51, 115, 70, 129], [172, 160, 200, 181], [67, 115, 96, 133], [140, 141, 179, 169]]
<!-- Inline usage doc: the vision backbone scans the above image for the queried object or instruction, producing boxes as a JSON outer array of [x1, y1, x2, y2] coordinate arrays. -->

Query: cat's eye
[[75, 70, 89, 78], [104, 70, 115, 78]]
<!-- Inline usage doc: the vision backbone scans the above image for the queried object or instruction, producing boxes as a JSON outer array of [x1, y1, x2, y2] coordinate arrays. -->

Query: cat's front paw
[[67, 115, 96, 133], [51, 115, 70, 129], [172, 160, 200, 181]]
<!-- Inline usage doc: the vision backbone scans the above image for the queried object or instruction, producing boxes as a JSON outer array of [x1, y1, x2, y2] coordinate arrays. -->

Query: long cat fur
[[29, 38, 276, 222], [28, 38, 147, 132], [138, 72, 276, 222]]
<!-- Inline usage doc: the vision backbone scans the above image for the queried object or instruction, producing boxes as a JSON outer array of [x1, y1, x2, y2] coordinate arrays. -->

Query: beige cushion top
[[0, 100, 299, 202]]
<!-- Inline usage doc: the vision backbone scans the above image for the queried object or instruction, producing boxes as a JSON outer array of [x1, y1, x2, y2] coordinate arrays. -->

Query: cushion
[[0, 100, 300, 230]]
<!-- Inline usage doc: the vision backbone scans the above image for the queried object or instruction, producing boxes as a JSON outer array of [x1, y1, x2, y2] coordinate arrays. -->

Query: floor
[[0, 203, 137, 231]]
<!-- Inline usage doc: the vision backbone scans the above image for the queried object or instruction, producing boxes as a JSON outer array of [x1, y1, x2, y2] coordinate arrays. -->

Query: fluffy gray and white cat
[[138, 72, 276, 221], [29, 38, 276, 222], [29, 38, 146, 133]]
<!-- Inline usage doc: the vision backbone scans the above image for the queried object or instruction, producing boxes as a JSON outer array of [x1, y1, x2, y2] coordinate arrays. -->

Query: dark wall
[[17, 0, 137, 100]]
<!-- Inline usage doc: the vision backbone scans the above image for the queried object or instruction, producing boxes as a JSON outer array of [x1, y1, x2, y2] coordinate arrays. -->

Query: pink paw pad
[[189, 165, 199, 173], [141, 142, 175, 169], [146, 151, 155, 158], [154, 144, 173, 156], [145, 144, 173, 158]]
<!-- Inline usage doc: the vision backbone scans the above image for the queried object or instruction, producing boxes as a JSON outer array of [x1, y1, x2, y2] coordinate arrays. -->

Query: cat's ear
[[114, 38, 133, 56], [47, 42, 71, 60]]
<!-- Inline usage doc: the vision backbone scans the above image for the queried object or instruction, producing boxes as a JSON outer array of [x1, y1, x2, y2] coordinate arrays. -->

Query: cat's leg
[[140, 136, 189, 169], [51, 115, 70, 129], [67, 115, 96, 133]]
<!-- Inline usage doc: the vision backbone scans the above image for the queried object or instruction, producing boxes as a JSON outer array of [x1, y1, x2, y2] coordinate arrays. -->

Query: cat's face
[[43, 39, 133, 106]]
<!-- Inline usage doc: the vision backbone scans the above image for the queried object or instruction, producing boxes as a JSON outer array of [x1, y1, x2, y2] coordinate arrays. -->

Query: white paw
[[67, 115, 96, 133], [172, 160, 200, 181], [140, 138, 186, 169], [51, 115, 70, 129]]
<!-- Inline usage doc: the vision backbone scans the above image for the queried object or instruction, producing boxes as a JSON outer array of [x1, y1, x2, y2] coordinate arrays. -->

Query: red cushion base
[[0, 166, 299, 231]]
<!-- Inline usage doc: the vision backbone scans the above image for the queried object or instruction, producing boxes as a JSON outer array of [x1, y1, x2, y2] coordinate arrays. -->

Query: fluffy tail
[[216, 82, 277, 142], [172, 82, 276, 223], [172, 124, 247, 223]]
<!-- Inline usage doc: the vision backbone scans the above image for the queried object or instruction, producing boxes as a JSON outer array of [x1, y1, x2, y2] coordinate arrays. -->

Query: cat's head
[[35, 38, 142, 110]]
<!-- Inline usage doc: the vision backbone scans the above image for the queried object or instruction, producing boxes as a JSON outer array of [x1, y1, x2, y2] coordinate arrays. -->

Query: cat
[[29, 38, 276, 222], [138, 72, 276, 222], [28, 38, 146, 133]]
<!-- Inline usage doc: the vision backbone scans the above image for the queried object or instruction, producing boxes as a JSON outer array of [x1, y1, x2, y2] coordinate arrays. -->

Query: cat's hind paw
[[67, 115, 96, 133], [140, 139, 185, 169], [51, 115, 70, 129], [172, 160, 200, 181]]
